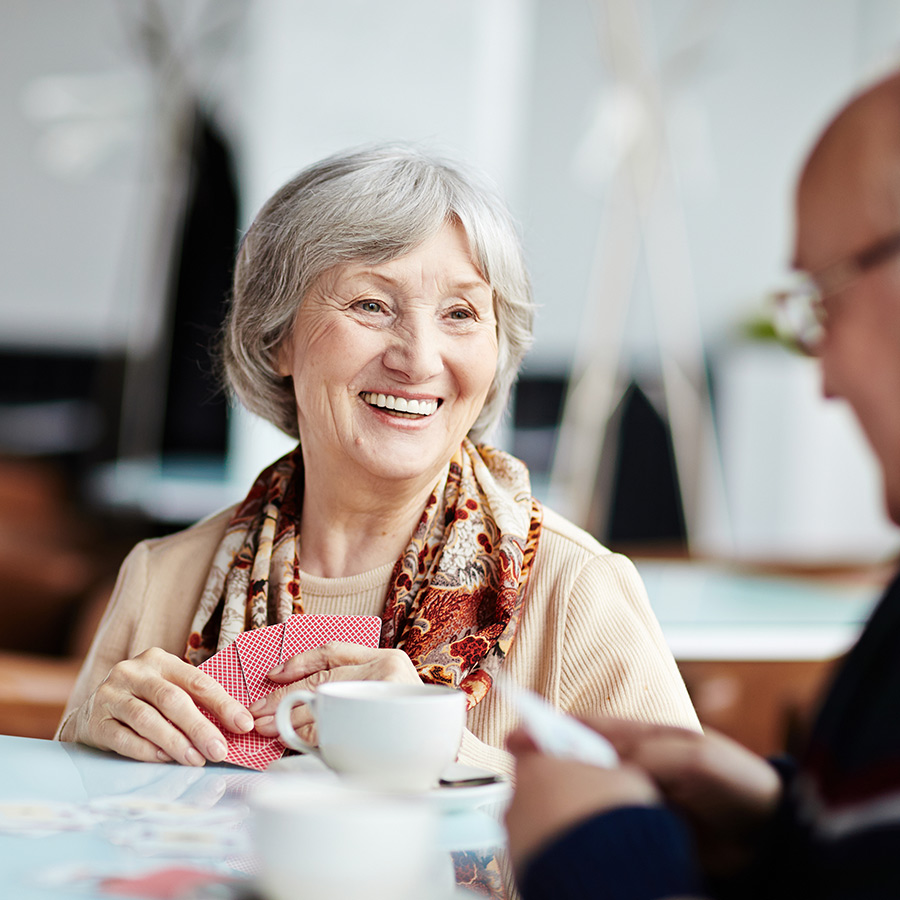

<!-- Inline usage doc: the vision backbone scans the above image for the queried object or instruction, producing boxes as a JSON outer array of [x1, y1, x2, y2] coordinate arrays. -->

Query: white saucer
[[427, 778, 511, 814], [266, 756, 510, 814], [431, 762, 511, 814]]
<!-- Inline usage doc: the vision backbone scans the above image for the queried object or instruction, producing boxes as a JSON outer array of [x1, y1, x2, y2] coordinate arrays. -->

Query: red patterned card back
[[282, 614, 382, 660], [198, 643, 249, 706], [234, 623, 285, 704], [196, 614, 383, 770]]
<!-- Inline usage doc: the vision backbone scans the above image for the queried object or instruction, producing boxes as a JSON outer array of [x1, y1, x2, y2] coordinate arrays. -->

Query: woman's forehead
[[323, 226, 490, 292]]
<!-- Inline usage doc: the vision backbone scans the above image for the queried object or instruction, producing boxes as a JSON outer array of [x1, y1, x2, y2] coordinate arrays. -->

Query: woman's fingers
[[253, 696, 315, 739], [250, 644, 420, 718], [73, 648, 254, 766], [167, 654, 255, 734], [267, 642, 384, 681]]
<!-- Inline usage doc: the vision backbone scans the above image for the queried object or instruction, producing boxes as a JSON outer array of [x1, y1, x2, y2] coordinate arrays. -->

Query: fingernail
[[255, 715, 274, 735], [207, 739, 228, 762], [269, 664, 284, 676], [185, 747, 205, 766], [157, 749, 173, 762], [236, 711, 255, 731], [248, 700, 264, 713]]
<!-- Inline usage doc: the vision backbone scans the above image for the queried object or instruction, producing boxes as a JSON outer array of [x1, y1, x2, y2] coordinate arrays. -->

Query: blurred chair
[[0, 456, 118, 737]]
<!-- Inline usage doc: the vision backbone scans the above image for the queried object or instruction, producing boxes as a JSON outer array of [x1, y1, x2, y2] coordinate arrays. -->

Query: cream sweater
[[58, 504, 699, 775]]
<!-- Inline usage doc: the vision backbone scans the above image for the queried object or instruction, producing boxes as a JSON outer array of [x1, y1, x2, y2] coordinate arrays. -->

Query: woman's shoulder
[[536, 504, 614, 560], [131, 504, 237, 567], [531, 504, 642, 592]]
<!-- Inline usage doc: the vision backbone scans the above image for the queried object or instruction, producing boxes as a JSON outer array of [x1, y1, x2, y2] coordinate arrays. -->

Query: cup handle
[[275, 689, 322, 757]]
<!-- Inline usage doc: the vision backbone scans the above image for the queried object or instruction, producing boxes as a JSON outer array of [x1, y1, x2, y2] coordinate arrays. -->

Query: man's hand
[[505, 728, 661, 872], [60, 648, 254, 766], [591, 717, 783, 876], [250, 642, 420, 741]]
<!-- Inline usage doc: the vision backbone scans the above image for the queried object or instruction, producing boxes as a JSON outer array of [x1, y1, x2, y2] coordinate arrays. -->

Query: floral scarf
[[185, 438, 542, 709]]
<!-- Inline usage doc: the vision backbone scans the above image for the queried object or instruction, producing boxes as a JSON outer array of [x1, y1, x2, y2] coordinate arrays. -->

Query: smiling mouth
[[360, 392, 440, 418]]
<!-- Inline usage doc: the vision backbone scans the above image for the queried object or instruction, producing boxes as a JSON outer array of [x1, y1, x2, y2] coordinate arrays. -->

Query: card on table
[[196, 614, 383, 770]]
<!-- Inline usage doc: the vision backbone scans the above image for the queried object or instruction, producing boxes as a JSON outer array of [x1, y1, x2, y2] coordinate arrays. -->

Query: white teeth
[[360, 392, 439, 416]]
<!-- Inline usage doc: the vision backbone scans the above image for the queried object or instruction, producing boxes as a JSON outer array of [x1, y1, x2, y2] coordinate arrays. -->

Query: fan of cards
[[198, 614, 382, 770]]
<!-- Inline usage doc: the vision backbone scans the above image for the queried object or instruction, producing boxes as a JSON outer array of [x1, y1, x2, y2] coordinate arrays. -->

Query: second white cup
[[275, 681, 466, 792]]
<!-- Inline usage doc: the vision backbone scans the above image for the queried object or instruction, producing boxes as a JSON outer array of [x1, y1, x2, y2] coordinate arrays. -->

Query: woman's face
[[278, 221, 498, 490]]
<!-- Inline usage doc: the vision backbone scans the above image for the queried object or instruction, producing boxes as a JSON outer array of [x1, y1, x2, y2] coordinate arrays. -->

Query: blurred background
[[3, 0, 900, 755]]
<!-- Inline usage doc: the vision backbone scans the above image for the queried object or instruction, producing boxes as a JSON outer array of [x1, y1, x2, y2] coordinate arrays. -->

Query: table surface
[[0, 735, 508, 900], [636, 559, 885, 661]]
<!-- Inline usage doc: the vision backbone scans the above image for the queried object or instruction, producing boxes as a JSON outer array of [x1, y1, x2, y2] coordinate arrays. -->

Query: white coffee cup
[[251, 779, 444, 900], [275, 681, 466, 793]]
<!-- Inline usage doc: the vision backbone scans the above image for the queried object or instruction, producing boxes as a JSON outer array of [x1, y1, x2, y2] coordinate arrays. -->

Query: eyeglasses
[[769, 229, 900, 355]]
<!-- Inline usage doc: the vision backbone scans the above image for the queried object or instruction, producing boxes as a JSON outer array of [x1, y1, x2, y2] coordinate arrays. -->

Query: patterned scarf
[[185, 438, 542, 709]]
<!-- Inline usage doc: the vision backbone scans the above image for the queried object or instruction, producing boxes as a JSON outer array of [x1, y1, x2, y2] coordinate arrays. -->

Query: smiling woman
[[56, 144, 699, 775], [275, 222, 499, 514]]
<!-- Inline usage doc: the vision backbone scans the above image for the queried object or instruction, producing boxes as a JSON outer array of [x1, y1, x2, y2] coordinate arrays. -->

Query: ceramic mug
[[275, 681, 466, 792], [251, 779, 443, 900]]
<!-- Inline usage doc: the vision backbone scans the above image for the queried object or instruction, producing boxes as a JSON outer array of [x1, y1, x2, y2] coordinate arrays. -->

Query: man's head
[[794, 72, 900, 524]]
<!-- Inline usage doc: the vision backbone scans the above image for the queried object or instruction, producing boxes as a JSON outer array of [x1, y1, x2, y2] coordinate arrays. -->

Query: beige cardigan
[[59, 504, 699, 774]]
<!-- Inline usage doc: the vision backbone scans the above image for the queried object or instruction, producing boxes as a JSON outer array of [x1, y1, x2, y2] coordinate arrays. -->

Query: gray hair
[[222, 143, 534, 442]]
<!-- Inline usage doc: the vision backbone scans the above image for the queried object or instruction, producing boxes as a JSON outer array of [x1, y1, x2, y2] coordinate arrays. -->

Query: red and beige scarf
[[185, 438, 542, 709]]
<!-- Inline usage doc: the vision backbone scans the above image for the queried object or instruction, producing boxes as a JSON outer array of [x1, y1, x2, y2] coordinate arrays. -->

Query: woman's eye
[[357, 299, 383, 313], [449, 307, 473, 320]]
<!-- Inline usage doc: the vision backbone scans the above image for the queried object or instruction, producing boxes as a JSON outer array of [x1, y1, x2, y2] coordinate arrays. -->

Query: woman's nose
[[382, 317, 443, 382]]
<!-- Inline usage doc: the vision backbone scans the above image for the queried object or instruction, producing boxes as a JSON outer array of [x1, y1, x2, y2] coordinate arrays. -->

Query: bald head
[[799, 72, 900, 250], [793, 68, 900, 528]]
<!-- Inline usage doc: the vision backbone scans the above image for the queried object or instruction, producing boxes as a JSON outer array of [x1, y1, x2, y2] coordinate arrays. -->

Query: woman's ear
[[275, 337, 294, 378]]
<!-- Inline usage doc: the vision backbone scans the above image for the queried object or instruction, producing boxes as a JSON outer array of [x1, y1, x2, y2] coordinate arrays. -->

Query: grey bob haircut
[[222, 143, 534, 442]]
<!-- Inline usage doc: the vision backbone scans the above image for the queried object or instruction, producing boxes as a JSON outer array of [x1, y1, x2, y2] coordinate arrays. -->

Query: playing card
[[281, 614, 381, 660], [217, 731, 285, 771], [197, 643, 266, 767], [0, 801, 99, 836], [196, 615, 383, 771], [198, 643, 249, 707], [234, 624, 286, 704]]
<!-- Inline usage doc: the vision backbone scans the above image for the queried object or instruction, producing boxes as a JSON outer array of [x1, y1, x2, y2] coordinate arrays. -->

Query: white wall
[[0, 0, 151, 350], [4, 0, 900, 559], [520, 0, 900, 369], [6, 0, 899, 364]]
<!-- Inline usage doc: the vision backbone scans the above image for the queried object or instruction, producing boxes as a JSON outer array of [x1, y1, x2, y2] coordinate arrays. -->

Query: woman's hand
[[60, 647, 255, 766], [505, 728, 661, 873], [250, 642, 420, 740]]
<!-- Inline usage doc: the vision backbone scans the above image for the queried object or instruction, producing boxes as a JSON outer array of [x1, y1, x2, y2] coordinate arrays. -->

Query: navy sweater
[[520, 572, 900, 900]]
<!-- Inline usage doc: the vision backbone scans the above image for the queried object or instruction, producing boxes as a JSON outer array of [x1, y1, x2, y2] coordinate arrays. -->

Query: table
[[636, 559, 882, 661], [0, 735, 510, 900], [636, 559, 886, 755]]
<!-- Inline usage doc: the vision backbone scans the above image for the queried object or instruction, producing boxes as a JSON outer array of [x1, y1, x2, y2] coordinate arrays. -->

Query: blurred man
[[505, 69, 900, 900]]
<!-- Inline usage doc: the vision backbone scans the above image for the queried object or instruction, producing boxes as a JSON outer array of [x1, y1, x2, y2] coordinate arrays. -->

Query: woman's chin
[[348, 438, 458, 489]]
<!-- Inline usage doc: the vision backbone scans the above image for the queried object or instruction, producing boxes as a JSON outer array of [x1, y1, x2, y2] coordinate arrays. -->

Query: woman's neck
[[297, 467, 445, 578]]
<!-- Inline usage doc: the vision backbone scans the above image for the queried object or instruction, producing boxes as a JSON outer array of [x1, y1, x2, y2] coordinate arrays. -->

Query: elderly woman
[[58, 144, 698, 774]]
